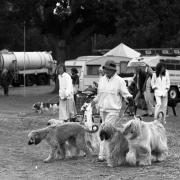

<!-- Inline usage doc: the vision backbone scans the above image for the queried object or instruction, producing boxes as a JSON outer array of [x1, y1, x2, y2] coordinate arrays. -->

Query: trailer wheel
[[11, 81, 20, 87], [25, 75, 34, 86], [37, 74, 48, 85], [168, 87, 178, 100]]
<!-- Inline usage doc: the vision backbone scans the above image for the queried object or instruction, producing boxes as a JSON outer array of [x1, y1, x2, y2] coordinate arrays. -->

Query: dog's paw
[[156, 153, 167, 162], [43, 157, 53, 163], [126, 152, 136, 166], [138, 158, 151, 166], [107, 163, 114, 167]]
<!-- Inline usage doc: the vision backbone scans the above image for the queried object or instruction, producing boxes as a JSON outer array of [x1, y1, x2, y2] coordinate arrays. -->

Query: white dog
[[80, 102, 100, 154], [122, 113, 168, 166]]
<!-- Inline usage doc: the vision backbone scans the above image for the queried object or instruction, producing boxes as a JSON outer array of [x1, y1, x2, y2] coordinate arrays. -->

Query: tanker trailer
[[0, 51, 56, 86]]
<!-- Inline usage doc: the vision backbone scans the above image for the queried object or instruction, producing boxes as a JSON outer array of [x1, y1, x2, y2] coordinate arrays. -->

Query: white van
[[65, 55, 134, 91], [65, 56, 101, 91]]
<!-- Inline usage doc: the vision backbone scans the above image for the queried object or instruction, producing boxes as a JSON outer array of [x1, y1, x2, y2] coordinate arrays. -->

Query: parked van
[[65, 55, 134, 91], [65, 56, 101, 91]]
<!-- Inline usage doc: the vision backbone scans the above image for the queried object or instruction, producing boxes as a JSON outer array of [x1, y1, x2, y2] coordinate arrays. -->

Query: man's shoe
[[97, 158, 106, 162]]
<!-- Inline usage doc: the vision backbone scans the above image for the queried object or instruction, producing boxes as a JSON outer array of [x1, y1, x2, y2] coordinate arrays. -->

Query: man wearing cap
[[91, 60, 132, 161]]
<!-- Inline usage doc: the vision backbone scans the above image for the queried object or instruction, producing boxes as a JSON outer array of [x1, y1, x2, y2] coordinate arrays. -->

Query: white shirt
[[151, 70, 170, 97], [94, 73, 132, 113], [58, 72, 74, 99]]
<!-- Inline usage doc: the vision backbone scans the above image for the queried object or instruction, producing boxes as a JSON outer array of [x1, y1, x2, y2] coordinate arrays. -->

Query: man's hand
[[63, 97, 67, 101], [126, 96, 133, 103]]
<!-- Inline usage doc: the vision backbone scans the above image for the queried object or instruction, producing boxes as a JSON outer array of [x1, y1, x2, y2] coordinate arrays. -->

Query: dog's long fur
[[99, 123, 129, 167], [28, 122, 98, 162], [123, 114, 168, 166], [32, 102, 59, 114], [47, 119, 100, 155]]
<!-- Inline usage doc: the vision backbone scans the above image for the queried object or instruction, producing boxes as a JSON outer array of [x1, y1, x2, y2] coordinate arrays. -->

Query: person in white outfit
[[58, 64, 77, 121], [151, 62, 170, 124], [91, 60, 132, 161]]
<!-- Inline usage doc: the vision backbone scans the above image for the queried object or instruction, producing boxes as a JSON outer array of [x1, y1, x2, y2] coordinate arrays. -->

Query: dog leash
[[46, 94, 59, 103]]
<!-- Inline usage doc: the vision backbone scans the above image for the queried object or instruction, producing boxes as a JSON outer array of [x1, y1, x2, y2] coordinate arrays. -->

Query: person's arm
[[119, 78, 132, 101], [151, 73, 157, 90], [65, 74, 73, 98], [166, 70, 170, 90], [91, 77, 103, 107]]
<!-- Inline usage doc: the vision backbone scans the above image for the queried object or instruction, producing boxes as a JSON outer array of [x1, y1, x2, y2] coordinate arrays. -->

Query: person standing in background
[[133, 66, 147, 114], [1, 68, 11, 96], [58, 64, 77, 121], [71, 68, 79, 104], [151, 62, 170, 124]]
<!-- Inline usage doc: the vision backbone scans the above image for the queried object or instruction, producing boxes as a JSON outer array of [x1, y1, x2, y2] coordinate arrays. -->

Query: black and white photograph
[[0, 0, 180, 179]]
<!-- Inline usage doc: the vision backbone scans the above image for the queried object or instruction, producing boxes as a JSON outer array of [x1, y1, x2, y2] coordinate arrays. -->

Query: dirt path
[[0, 85, 180, 180]]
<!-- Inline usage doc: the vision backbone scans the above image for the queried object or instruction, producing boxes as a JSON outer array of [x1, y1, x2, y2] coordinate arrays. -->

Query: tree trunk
[[45, 35, 68, 93], [45, 34, 67, 63]]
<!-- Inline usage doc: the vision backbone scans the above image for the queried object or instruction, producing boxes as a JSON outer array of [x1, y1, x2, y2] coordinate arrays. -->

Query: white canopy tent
[[103, 43, 141, 58]]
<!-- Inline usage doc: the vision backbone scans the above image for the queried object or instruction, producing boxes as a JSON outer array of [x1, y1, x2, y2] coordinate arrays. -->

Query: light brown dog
[[122, 114, 168, 166], [28, 122, 98, 162], [99, 122, 129, 167], [47, 118, 100, 155]]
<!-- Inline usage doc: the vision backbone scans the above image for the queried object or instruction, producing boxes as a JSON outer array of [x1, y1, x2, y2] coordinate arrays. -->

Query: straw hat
[[103, 60, 116, 71]]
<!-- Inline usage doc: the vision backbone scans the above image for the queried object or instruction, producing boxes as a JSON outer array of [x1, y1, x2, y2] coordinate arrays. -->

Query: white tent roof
[[86, 56, 131, 65], [103, 43, 141, 58]]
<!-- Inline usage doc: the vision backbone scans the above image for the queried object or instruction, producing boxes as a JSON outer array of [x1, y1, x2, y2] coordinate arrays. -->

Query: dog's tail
[[99, 129, 111, 141], [84, 124, 99, 133]]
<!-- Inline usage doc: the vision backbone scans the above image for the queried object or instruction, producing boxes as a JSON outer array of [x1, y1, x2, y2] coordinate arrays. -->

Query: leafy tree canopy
[[1, 0, 180, 59]]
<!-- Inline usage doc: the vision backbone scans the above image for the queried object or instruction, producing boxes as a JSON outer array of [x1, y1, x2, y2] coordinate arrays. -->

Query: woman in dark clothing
[[133, 67, 147, 112], [1, 68, 11, 96], [71, 68, 79, 104]]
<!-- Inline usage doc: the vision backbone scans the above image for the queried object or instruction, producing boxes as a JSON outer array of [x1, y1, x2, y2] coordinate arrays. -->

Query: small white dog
[[81, 102, 100, 154], [122, 113, 168, 166]]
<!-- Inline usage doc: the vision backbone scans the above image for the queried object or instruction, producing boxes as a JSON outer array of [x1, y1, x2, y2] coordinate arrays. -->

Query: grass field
[[0, 84, 180, 180]]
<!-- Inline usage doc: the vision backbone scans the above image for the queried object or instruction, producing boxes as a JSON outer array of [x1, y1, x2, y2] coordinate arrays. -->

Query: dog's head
[[28, 131, 42, 145], [28, 127, 51, 145], [99, 123, 116, 141], [122, 116, 142, 140], [32, 102, 42, 112]]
